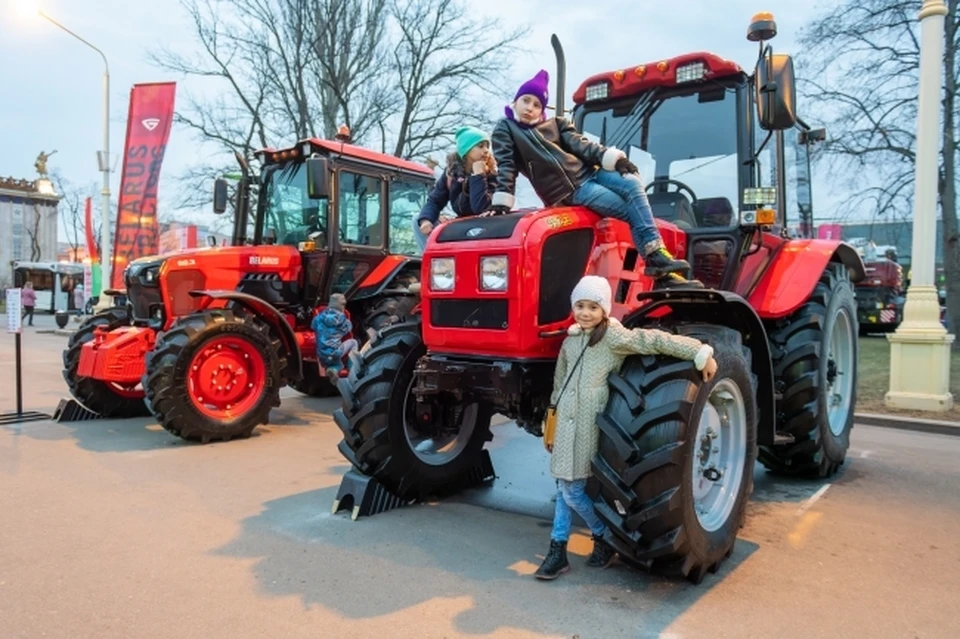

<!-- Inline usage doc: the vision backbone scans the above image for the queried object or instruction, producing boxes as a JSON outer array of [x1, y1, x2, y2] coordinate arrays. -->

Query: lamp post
[[886, 0, 954, 411], [37, 9, 113, 308]]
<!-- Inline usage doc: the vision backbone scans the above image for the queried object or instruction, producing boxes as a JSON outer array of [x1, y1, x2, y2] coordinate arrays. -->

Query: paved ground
[[2, 327, 960, 638]]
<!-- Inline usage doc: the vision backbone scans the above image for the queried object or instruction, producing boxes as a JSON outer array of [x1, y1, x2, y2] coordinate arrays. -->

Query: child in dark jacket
[[488, 70, 698, 287], [311, 294, 359, 384], [414, 125, 498, 250]]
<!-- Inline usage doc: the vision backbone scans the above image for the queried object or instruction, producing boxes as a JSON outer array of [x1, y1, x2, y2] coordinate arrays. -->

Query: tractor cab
[[213, 137, 435, 319]]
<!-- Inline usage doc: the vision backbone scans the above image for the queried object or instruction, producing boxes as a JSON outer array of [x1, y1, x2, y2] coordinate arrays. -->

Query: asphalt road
[[2, 326, 960, 638]]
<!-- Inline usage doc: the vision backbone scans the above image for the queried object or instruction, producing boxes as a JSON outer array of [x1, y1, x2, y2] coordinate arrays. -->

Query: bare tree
[[50, 173, 88, 261], [387, 0, 528, 159], [797, 0, 960, 335]]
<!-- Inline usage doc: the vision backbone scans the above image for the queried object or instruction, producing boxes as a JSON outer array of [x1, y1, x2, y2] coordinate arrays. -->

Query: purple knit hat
[[505, 69, 549, 125]]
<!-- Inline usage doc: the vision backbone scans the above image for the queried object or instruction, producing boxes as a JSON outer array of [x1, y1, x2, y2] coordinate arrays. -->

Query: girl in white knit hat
[[534, 275, 718, 580]]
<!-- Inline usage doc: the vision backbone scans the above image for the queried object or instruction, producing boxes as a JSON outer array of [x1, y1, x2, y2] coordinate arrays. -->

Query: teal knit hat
[[455, 126, 489, 158]]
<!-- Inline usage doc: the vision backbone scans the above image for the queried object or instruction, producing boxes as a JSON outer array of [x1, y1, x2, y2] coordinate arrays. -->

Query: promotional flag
[[110, 82, 177, 289]]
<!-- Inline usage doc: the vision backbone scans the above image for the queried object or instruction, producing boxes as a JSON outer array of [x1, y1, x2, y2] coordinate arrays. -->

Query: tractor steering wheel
[[645, 178, 699, 204]]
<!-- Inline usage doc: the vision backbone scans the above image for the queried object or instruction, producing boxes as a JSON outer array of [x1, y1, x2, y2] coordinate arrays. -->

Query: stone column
[[886, 0, 955, 411]]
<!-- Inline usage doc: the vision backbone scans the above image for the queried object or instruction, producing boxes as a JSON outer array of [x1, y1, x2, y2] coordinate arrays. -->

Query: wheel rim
[[401, 377, 477, 467], [826, 308, 855, 436], [691, 379, 747, 532], [187, 336, 266, 419]]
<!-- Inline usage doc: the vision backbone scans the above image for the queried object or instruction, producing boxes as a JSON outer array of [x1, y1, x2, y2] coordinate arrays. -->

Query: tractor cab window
[[261, 161, 329, 247], [580, 87, 740, 230], [338, 171, 383, 247], [388, 178, 430, 256]]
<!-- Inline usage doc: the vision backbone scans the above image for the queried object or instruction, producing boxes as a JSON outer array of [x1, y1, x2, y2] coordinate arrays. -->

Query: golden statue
[[35, 150, 58, 177]]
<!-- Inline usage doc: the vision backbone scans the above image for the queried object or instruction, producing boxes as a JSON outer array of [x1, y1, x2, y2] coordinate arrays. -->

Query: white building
[[0, 177, 61, 290]]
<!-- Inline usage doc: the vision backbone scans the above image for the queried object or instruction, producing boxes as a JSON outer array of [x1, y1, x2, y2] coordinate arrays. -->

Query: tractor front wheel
[[334, 320, 493, 500], [143, 310, 284, 443], [61, 307, 151, 418], [760, 263, 858, 477], [592, 325, 757, 584]]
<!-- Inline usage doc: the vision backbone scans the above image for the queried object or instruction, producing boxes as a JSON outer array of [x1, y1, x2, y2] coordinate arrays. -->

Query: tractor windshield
[[579, 85, 740, 230], [259, 161, 329, 247]]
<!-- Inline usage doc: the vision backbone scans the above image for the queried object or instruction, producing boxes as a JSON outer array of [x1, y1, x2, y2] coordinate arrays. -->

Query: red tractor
[[856, 257, 905, 333], [335, 14, 864, 583], [62, 138, 436, 442]]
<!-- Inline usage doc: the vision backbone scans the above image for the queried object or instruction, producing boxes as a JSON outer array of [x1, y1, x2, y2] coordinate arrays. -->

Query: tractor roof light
[[676, 61, 707, 83], [747, 11, 777, 42], [585, 82, 609, 101], [743, 186, 778, 206]]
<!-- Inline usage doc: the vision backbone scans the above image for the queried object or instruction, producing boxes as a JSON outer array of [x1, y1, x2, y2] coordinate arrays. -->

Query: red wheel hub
[[187, 336, 266, 419]]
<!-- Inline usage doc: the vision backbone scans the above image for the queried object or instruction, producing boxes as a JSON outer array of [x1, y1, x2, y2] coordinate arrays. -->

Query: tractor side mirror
[[213, 178, 229, 214], [755, 53, 797, 131], [306, 156, 331, 200]]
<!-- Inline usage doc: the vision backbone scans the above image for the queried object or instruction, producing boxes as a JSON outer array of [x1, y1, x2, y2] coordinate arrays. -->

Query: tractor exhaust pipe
[[551, 34, 566, 118]]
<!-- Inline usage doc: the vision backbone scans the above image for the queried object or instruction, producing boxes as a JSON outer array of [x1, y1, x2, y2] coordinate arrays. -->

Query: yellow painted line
[[788, 511, 824, 549], [507, 560, 538, 576]]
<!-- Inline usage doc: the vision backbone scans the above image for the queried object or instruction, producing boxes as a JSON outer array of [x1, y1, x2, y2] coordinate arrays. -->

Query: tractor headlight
[[430, 257, 455, 291], [480, 256, 508, 291], [585, 82, 609, 101], [143, 266, 159, 284]]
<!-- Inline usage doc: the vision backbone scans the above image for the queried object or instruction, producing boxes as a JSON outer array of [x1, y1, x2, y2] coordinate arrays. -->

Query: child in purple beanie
[[488, 69, 697, 286]]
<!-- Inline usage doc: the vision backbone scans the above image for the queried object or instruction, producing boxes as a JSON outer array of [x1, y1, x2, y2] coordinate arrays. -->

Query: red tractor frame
[[335, 15, 865, 584], [62, 139, 436, 442]]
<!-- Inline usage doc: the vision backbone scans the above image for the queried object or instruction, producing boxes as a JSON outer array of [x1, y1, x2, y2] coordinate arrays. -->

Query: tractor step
[[52, 398, 102, 422], [332, 449, 496, 521], [774, 431, 795, 445]]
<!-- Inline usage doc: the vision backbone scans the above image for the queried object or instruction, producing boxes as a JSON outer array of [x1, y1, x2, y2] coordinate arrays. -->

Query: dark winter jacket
[[416, 154, 497, 224], [311, 307, 352, 365], [490, 116, 625, 209]]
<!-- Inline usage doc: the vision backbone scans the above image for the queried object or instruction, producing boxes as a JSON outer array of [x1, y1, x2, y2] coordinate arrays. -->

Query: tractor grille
[[127, 282, 162, 322], [431, 299, 509, 330], [538, 228, 594, 325]]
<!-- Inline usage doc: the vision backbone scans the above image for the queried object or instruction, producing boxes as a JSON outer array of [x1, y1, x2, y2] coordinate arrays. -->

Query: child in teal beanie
[[414, 125, 498, 250]]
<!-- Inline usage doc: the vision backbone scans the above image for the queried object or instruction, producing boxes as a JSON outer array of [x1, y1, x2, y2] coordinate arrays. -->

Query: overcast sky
[[0, 0, 835, 241]]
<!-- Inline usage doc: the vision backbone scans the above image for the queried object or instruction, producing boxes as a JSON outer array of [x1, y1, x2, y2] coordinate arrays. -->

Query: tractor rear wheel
[[592, 325, 757, 584], [143, 310, 284, 443], [760, 263, 858, 477], [61, 307, 151, 418], [334, 320, 492, 500]]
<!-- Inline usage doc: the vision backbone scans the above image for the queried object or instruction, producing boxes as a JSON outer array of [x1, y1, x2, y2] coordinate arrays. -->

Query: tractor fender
[[349, 255, 421, 300], [747, 240, 866, 320], [622, 289, 776, 447], [189, 290, 302, 381]]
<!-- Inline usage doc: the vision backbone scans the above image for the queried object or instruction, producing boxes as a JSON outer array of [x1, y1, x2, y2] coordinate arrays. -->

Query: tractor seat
[[647, 192, 698, 229]]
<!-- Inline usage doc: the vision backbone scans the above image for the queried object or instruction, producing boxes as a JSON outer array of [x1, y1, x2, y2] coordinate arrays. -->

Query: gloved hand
[[615, 157, 639, 175], [480, 204, 511, 217]]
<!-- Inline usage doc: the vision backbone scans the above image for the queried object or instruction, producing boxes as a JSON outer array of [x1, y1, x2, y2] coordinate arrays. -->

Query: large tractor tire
[[334, 320, 493, 500], [760, 263, 858, 477], [592, 325, 758, 584], [143, 309, 284, 443], [61, 307, 151, 418]]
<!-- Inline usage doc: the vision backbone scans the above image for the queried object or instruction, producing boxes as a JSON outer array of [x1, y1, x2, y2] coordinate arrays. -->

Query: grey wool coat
[[549, 317, 712, 482]]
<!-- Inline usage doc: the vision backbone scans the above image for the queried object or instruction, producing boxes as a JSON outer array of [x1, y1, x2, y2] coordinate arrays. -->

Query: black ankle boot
[[586, 534, 616, 568], [534, 540, 570, 580], [643, 247, 691, 277]]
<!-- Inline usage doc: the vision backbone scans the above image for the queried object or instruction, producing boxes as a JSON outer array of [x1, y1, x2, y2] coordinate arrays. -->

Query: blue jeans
[[550, 478, 607, 542], [571, 169, 661, 253], [412, 217, 431, 252]]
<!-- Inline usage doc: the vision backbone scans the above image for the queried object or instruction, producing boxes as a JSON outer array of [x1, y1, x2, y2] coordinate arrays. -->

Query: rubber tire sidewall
[[816, 271, 858, 465]]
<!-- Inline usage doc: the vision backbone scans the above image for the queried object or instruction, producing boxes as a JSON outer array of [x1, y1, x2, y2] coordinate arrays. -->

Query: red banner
[[111, 82, 177, 289], [83, 196, 98, 262]]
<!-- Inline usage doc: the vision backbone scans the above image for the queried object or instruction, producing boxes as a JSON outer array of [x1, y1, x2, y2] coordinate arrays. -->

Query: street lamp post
[[37, 10, 113, 308], [886, 0, 954, 411]]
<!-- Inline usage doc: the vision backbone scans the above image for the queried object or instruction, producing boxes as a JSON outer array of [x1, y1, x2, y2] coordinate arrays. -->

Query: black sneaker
[[643, 247, 691, 277], [586, 534, 617, 568], [534, 540, 570, 580]]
